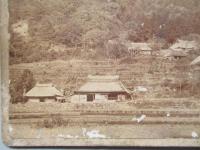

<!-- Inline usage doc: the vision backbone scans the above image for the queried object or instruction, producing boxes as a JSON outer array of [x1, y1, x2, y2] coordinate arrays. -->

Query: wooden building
[[128, 42, 152, 57], [170, 39, 198, 53], [25, 83, 64, 102], [164, 49, 187, 60], [74, 75, 131, 102]]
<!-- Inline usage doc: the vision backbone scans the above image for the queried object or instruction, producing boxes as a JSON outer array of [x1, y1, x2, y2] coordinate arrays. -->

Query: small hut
[[25, 83, 64, 102], [74, 75, 131, 102], [164, 50, 187, 60], [170, 39, 198, 52], [128, 42, 152, 56]]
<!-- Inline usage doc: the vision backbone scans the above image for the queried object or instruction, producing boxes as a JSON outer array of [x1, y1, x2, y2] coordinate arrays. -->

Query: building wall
[[118, 94, 126, 101], [70, 95, 87, 103], [72, 92, 129, 103], [44, 98, 56, 103], [28, 97, 56, 103], [28, 98, 40, 103], [141, 51, 152, 55], [95, 94, 108, 101]]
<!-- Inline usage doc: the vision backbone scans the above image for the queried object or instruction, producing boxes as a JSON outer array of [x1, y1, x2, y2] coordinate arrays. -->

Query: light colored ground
[[9, 99, 200, 140], [9, 124, 200, 139]]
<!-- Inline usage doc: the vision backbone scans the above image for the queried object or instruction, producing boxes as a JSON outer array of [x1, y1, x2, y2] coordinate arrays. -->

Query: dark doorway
[[108, 93, 118, 100], [87, 94, 94, 102], [40, 98, 45, 102]]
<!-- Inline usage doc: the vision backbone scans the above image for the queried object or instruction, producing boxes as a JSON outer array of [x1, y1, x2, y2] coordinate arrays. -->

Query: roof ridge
[[36, 83, 53, 87]]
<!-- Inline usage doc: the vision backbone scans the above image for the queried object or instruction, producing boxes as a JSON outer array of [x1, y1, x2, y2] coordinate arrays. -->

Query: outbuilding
[[164, 49, 187, 60], [128, 42, 152, 56], [170, 39, 198, 53], [25, 83, 64, 102]]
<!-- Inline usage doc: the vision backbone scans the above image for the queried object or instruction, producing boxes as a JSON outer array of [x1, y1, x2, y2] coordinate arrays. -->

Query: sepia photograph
[[1, 0, 200, 147]]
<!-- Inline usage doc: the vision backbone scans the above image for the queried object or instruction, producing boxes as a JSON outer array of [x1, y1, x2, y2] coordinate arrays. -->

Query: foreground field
[[9, 124, 200, 139], [9, 98, 200, 140], [9, 98, 200, 113]]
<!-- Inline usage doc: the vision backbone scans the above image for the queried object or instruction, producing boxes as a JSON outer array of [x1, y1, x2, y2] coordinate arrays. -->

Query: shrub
[[41, 116, 65, 128]]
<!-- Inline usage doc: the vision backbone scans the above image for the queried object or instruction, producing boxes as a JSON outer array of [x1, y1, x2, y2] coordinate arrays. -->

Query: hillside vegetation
[[10, 58, 200, 100], [9, 0, 200, 64]]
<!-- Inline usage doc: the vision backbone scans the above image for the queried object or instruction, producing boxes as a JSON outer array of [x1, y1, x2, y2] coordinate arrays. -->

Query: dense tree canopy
[[9, 0, 200, 64]]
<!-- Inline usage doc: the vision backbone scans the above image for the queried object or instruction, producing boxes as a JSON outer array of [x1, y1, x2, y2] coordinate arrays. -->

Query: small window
[[40, 98, 45, 102], [87, 94, 94, 102]]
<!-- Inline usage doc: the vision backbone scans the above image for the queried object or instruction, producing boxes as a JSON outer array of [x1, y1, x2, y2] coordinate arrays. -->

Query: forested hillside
[[9, 0, 200, 64]]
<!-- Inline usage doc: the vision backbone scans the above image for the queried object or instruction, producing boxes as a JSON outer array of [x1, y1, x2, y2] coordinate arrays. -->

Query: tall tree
[[10, 69, 36, 103]]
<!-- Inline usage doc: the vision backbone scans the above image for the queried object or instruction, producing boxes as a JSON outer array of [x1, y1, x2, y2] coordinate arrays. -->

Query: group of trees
[[9, 0, 200, 64], [10, 69, 35, 103]]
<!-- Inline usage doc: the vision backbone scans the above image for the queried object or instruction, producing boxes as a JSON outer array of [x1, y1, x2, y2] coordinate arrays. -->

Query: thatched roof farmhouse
[[25, 83, 63, 102], [74, 75, 131, 102]]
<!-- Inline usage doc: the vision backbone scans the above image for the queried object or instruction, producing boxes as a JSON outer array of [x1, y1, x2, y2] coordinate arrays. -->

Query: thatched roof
[[191, 56, 200, 65], [87, 75, 119, 82], [128, 42, 152, 51], [170, 39, 198, 51], [164, 49, 187, 57], [25, 83, 63, 97], [75, 75, 130, 94]]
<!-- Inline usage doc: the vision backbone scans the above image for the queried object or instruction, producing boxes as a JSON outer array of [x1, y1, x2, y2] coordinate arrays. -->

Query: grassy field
[[9, 98, 200, 139]]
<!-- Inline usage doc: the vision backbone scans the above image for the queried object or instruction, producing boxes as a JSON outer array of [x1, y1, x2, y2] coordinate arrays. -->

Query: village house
[[73, 75, 131, 102], [170, 39, 198, 53], [128, 42, 152, 57], [164, 49, 187, 60], [25, 83, 64, 102]]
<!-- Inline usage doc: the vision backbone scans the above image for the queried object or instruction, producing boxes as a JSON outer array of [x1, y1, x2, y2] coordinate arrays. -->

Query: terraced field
[[9, 110, 200, 125]]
